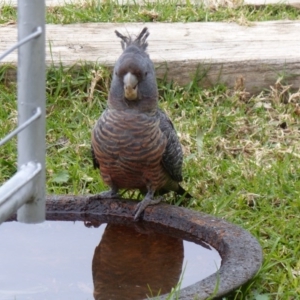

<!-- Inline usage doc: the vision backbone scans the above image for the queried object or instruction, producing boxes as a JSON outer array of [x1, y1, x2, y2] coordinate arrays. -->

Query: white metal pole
[[17, 0, 46, 223], [0, 163, 42, 224]]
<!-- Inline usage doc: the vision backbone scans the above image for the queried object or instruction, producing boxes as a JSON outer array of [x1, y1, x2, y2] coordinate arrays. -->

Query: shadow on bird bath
[[2, 195, 262, 300]]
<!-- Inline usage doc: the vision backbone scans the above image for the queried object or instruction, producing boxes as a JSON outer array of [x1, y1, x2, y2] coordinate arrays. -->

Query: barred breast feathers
[[92, 108, 167, 166]]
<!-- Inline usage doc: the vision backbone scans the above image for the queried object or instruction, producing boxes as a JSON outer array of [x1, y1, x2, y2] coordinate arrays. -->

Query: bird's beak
[[123, 72, 138, 100]]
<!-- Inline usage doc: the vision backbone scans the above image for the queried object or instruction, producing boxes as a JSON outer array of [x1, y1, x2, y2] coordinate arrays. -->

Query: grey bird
[[91, 27, 191, 220]]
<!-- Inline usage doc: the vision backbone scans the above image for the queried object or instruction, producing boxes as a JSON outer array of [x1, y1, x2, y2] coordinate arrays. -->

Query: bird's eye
[[115, 72, 118, 76], [145, 72, 148, 76]]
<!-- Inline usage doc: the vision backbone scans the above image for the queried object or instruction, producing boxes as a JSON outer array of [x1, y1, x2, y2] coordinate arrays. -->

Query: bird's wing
[[91, 144, 100, 169], [158, 109, 183, 182]]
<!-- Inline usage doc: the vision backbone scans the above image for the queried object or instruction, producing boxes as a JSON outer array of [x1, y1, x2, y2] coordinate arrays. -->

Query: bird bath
[[2, 195, 262, 300]]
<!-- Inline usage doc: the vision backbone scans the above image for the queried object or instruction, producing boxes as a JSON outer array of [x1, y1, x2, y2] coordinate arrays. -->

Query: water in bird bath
[[0, 220, 221, 300]]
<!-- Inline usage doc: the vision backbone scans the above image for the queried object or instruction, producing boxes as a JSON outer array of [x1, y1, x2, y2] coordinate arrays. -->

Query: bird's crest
[[115, 27, 149, 51]]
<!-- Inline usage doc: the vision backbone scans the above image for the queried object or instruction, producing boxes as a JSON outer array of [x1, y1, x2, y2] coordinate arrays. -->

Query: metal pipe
[[17, 0, 46, 223], [0, 27, 42, 62], [0, 107, 42, 147], [0, 162, 42, 224]]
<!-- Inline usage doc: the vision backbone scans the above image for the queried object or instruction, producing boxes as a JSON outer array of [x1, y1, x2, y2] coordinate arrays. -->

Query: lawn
[[0, 1, 300, 299]]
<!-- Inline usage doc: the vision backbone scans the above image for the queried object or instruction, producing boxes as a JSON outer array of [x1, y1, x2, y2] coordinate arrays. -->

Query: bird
[[91, 27, 191, 220]]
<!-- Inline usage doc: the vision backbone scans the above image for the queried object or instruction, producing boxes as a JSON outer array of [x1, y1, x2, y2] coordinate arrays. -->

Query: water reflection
[[0, 220, 221, 300], [92, 223, 183, 300]]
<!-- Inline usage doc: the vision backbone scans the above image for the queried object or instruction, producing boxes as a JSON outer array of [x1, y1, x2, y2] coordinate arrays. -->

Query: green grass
[[1, 0, 300, 299], [1, 62, 300, 299], [0, 1, 300, 24]]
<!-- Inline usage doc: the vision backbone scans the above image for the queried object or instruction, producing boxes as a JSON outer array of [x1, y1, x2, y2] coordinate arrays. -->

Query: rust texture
[[9, 195, 262, 299]]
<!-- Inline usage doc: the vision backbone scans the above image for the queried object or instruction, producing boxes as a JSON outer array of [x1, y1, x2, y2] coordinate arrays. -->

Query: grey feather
[[157, 109, 183, 182], [115, 27, 149, 51], [91, 144, 99, 169]]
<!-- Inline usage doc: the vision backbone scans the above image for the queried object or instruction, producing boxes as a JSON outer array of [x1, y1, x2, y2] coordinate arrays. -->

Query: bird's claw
[[134, 196, 163, 221]]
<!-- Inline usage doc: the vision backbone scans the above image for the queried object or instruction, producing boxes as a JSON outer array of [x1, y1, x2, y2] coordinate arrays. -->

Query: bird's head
[[108, 27, 158, 112]]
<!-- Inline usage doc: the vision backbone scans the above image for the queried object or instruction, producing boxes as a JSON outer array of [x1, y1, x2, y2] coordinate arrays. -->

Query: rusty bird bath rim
[[32, 195, 263, 299]]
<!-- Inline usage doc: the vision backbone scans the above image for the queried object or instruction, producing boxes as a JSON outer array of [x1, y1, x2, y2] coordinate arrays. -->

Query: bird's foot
[[134, 196, 164, 221], [90, 190, 119, 200]]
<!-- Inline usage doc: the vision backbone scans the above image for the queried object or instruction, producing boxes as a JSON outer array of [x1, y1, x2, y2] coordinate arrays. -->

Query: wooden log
[[1, 0, 300, 7], [1, 21, 300, 92], [245, 0, 300, 6]]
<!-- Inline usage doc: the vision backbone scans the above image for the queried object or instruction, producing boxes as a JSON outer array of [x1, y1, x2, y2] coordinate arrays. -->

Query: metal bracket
[[0, 107, 42, 147], [0, 26, 42, 62]]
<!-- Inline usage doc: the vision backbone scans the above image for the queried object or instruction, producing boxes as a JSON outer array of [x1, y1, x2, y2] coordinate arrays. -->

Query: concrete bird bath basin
[[4, 195, 262, 299], [43, 195, 262, 299]]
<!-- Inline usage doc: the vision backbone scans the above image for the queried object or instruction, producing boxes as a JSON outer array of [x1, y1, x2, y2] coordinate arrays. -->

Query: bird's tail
[[177, 184, 193, 199]]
